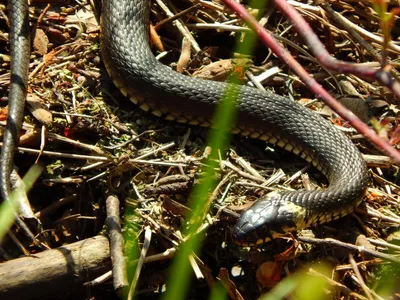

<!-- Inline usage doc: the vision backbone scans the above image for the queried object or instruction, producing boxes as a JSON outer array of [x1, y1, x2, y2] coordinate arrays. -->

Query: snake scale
[[5, 0, 368, 246]]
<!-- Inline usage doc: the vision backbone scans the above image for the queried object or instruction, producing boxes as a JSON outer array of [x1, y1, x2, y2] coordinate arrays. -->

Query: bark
[[0, 235, 111, 299]]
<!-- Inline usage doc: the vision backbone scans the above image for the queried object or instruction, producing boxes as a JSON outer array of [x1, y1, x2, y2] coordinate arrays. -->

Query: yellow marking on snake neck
[[129, 96, 138, 104], [165, 114, 175, 121], [140, 103, 150, 111], [300, 152, 308, 159], [284, 143, 294, 152], [119, 87, 128, 97], [277, 140, 286, 148], [256, 239, 264, 245], [281, 202, 308, 232], [305, 156, 313, 163], [152, 110, 162, 117], [176, 117, 188, 123], [268, 136, 277, 144], [200, 121, 210, 127], [292, 147, 301, 155], [231, 128, 241, 134], [188, 119, 200, 125]]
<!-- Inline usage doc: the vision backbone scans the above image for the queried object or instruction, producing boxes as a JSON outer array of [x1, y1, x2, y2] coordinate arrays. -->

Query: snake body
[[102, 0, 368, 246], [6, 0, 368, 246], [1, 0, 30, 199], [101, 0, 369, 246]]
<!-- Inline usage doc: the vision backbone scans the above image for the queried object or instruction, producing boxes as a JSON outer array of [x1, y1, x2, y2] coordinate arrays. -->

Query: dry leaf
[[256, 261, 281, 288], [43, 49, 56, 64], [177, 37, 191, 73], [0, 106, 8, 121], [26, 94, 53, 126], [193, 58, 252, 82], [33, 28, 49, 56], [75, 5, 99, 33], [150, 24, 165, 52]]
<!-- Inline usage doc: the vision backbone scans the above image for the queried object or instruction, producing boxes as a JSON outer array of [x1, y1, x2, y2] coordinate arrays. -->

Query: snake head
[[231, 192, 306, 246]]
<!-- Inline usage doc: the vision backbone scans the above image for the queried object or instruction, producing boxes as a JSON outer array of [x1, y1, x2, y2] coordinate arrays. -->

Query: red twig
[[273, 0, 400, 99], [221, 0, 400, 166]]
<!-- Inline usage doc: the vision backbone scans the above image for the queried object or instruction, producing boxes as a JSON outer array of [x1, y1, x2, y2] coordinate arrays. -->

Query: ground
[[0, 0, 400, 299]]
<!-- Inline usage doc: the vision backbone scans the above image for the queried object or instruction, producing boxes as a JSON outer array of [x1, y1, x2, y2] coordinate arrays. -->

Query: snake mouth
[[231, 224, 271, 247]]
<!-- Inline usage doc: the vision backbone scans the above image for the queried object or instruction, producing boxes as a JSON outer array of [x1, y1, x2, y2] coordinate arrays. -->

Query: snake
[[1, 0, 40, 243], [2, 0, 30, 200], [5, 0, 368, 246]]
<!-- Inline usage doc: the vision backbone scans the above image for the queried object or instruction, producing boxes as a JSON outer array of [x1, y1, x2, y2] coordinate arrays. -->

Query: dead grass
[[0, 0, 400, 298]]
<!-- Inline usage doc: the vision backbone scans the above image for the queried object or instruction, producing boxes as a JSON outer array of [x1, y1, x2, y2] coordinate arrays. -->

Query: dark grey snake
[[2, 0, 29, 200], [6, 0, 368, 246]]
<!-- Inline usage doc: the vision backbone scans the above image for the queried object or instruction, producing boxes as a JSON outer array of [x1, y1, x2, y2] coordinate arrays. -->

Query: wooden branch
[[106, 195, 128, 294], [0, 235, 111, 299]]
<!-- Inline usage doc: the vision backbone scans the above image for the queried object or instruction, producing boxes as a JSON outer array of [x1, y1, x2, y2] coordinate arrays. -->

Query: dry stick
[[177, 37, 191, 73], [297, 236, 400, 264], [335, 258, 388, 271], [45, 131, 104, 154], [230, 151, 264, 180], [0, 235, 111, 300], [320, 3, 382, 62], [9, 169, 50, 248], [350, 274, 385, 300], [155, 0, 201, 53], [0, 144, 191, 167], [10, 170, 36, 223], [199, 0, 225, 12], [335, 9, 400, 54], [106, 195, 128, 295], [128, 226, 152, 299], [222, 160, 266, 184], [322, 3, 400, 79], [308, 268, 368, 300], [144, 181, 193, 195], [362, 154, 392, 168], [368, 238, 400, 251], [274, 0, 400, 95], [90, 247, 177, 288], [7, 231, 30, 256], [221, 0, 400, 166], [154, 3, 201, 30], [291, 0, 399, 63], [86, 270, 113, 287], [348, 254, 374, 300], [35, 194, 77, 219], [135, 142, 175, 160]]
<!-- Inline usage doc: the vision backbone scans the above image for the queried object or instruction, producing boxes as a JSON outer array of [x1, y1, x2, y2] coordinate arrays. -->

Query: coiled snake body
[[102, 0, 368, 245], [5, 0, 368, 246]]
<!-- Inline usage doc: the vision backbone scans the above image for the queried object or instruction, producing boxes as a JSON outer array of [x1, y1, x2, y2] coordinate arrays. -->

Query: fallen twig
[[106, 195, 128, 295], [0, 235, 111, 299], [297, 236, 400, 263]]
